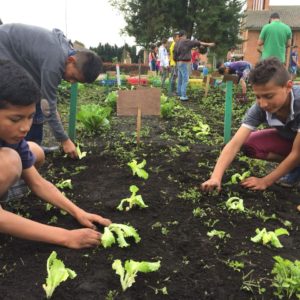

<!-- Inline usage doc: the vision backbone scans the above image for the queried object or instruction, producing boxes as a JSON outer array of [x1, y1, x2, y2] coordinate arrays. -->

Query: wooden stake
[[204, 74, 211, 98], [136, 106, 142, 145]]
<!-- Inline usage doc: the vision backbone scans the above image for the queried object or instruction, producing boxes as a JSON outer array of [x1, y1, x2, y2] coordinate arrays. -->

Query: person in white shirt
[[158, 38, 169, 88]]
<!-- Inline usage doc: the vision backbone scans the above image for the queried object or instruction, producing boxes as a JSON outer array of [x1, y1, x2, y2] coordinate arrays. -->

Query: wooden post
[[136, 107, 142, 145], [204, 74, 211, 98]]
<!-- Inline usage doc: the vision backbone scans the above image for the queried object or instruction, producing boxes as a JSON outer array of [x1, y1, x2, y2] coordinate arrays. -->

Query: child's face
[[252, 80, 293, 114], [0, 103, 35, 144]]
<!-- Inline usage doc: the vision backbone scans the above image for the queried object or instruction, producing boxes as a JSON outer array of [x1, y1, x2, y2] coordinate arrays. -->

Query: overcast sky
[[1, 0, 299, 48]]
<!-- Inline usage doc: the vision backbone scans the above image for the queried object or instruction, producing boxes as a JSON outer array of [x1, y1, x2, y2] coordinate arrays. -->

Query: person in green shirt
[[257, 12, 292, 65]]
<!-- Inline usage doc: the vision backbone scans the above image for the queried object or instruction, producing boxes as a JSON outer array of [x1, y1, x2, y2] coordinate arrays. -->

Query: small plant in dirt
[[101, 223, 141, 248], [207, 229, 231, 240], [271, 256, 300, 299], [76, 144, 87, 159], [225, 259, 244, 272], [117, 185, 148, 211], [251, 228, 289, 248], [230, 171, 250, 184], [160, 94, 178, 119], [192, 121, 210, 137], [104, 91, 118, 109], [77, 103, 111, 134], [193, 207, 207, 218], [112, 259, 161, 291], [43, 251, 77, 299], [127, 159, 149, 179], [226, 196, 245, 212], [55, 179, 72, 189]]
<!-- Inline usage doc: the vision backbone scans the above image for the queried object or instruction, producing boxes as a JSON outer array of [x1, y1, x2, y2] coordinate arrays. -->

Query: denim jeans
[[177, 62, 190, 99], [25, 102, 44, 145], [168, 65, 177, 95]]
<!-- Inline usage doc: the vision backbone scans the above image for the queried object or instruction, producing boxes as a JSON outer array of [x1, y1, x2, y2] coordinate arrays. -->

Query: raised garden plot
[[1, 85, 300, 300]]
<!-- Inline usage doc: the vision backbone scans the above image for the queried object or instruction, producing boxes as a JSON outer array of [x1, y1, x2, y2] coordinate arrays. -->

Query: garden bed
[[1, 85, 300, 300]]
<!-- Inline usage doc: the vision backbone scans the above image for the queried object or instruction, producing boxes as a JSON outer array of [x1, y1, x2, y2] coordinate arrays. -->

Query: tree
[[109, 0, 245, 57]]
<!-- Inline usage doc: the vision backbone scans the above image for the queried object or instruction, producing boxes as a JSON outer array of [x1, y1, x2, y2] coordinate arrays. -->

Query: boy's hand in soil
[[62, 138, 78, 159], [75, 209, 112, 229], [64, 228, 102, 249], [240, 176, 269, 190], [201, 178, 221, 193]]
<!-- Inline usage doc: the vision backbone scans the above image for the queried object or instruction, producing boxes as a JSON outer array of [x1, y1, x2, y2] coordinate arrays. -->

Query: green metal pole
[[68, 82, 78, 141], [224, 80, 233, 144]]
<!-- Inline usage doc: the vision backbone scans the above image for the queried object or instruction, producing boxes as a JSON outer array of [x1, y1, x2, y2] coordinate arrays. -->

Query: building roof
[[245, 6, 300, 30]]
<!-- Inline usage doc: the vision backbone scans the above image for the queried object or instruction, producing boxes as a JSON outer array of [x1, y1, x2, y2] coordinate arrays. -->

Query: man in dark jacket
[[174, 30, 214, 101]]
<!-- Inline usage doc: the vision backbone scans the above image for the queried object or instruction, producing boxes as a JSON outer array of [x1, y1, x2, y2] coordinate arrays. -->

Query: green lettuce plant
[[77, 104, 111, 134], [101, 223, 141, 248], [272, 256, 300, 299], [230, 171, 250, 184], [117, 185, 148, 211], [43, 251, 77, 299], [251, 228, 289, 248], [127, 159, 149, 179], [112, 259, 161, 291], [226, 196, 245, 212], [76, 144, 87, 159], [55, 179, 72, 189], [192, 121, 210, 137]]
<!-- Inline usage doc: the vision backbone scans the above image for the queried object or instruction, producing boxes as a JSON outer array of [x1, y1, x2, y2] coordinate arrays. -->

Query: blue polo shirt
[[0, 139, 36, 169]]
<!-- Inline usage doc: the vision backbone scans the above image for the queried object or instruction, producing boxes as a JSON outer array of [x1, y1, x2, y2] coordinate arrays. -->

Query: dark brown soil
[[1, 93, 300, 300]]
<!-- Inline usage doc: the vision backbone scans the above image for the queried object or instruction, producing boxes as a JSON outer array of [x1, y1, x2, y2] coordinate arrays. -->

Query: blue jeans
[[25, 102, 44, 145], [177, 62, 190, 98], [168, 65, 177, 95]]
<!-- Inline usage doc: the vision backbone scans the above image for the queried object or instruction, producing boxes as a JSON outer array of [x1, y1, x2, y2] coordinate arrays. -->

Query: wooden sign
[[117, 87, 161, 144], [117, 88, 161, 116]]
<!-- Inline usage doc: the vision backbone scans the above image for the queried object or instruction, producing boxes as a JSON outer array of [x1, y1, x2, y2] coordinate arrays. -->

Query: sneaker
[[180, 97, 189, 101], [41, 145, 60, 154], [7, 179, 29, 201], [276, 167, 300, 188]]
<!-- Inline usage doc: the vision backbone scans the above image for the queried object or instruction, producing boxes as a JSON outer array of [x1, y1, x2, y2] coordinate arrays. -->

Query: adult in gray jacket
[[0, 23, 103, 158], [174, 30, 214, 101]]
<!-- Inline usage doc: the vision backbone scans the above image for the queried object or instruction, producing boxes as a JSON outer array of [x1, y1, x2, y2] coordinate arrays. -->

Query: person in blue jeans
[[173, 30, 215, 101]]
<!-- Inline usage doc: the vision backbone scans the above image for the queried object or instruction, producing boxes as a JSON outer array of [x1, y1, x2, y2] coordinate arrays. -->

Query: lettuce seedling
[[117, 185, 148, 211], [127, 159, 149, 179], [43, 251, 77, 299], [251, 228, 289, 248], [112, 259, 161, 291], [192, 121, 210, 137], [230, 171, 250, 184], [55, 179, 72, 189], [101, 223, 141, 248], [207, 229, 230, 239], [76, 144, 87, 159], [226, 197, 245, 212]]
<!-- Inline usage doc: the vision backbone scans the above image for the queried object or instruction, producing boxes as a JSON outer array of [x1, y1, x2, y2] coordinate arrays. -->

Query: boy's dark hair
[[74, 50, 103, 83], [270, 12, 280, 19], [0, 59, 40, 109], [218, 66, 226, 75], [249, 57, 290, 86]]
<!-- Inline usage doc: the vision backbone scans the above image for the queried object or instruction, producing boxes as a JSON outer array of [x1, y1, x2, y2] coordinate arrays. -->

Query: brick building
[[242, 0, 300, 65]]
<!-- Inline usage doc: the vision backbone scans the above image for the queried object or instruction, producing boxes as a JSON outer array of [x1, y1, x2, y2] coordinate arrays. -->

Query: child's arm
[[22, 167, 111, 228], [0, 206, 101, 248], [242, 132, 300, 190], [201, 126, 251, 192]]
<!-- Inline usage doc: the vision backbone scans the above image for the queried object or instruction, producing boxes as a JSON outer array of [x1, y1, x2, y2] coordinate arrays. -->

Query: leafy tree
[[110, 0, 245, 57], [90, 43, 139, 63]]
